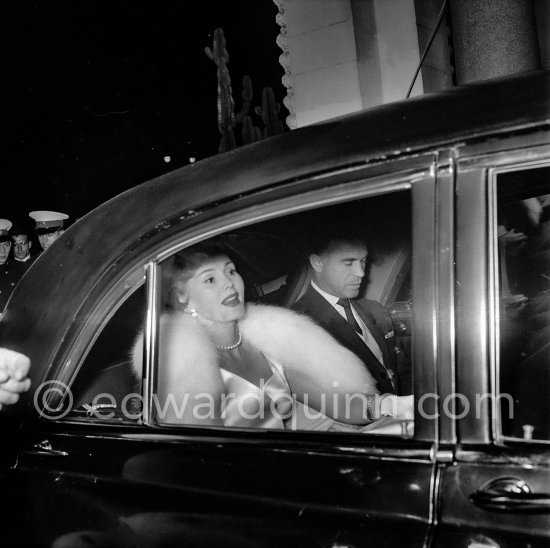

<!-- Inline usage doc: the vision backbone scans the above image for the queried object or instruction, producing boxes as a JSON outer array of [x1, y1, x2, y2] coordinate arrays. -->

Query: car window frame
[[140, 163, 437, 443]]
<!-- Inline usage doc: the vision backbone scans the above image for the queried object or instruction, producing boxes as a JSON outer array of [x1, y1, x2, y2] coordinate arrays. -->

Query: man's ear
[[28, 241, 32, 250], [309, 253, 323, 273]]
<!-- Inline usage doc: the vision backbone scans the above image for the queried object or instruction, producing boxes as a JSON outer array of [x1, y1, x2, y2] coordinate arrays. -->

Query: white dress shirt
[[311, 281, 385, 365]]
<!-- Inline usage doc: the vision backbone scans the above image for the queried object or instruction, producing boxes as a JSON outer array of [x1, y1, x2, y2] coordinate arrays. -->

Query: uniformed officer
[[0, 219, 12, 266], [29, 210, 69, 251], [0, 219, 16, 310]]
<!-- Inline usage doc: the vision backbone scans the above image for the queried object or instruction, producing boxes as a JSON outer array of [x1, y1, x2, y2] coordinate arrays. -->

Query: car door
[[435, 142, 550, 547], [5, 158, 440, 547]]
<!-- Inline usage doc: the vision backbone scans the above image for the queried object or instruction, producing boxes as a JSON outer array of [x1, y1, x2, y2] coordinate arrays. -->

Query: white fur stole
[[131, 303, 378, 396]]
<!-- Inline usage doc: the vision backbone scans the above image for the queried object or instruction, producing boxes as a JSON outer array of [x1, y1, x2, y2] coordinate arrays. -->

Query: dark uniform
[[0, 219, 15, 311], [0, 260, 26, 310]]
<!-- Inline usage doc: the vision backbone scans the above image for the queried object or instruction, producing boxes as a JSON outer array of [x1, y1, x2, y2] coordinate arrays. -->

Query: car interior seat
[[279, 261, 312, 308]]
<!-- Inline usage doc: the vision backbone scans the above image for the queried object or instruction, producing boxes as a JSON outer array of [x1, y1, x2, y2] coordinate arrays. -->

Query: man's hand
[[379, 394, 414, 420], [0, 348, 31, 410]]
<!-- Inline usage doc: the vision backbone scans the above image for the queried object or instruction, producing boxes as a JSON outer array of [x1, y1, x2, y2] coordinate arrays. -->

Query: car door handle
[[471, 491, 550, 512], [470, 477, 550, 513]]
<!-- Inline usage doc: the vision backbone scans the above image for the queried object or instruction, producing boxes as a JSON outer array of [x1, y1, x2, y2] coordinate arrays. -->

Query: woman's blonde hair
[[165, 240, 233, 310]]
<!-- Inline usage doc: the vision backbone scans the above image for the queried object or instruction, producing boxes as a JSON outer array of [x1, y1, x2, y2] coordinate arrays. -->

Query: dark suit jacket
[[293, 286, 412, 395]]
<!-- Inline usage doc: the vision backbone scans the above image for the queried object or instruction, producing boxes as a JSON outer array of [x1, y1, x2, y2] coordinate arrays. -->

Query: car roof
[[2, 69, 549, 396]]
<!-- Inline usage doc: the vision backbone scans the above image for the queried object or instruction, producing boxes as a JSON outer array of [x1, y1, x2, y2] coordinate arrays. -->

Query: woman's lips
[[222, 293, 240, 306]]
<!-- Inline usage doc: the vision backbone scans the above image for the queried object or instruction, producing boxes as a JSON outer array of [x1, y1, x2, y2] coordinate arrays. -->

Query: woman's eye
[[229, 269, 236, 276], [204, 277, 214, 284]]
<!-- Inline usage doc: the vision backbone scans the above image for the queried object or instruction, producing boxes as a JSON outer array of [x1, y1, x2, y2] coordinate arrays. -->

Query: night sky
[[3, 1, 286, 229]]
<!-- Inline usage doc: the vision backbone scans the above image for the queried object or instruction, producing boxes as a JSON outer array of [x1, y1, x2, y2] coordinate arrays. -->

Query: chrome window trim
[[488, 165, 500, 445], [142, 261, 161, 426], [458, 133, 550, 164], [152, 176, 416, 264], [457, 143, 550, 169], [434, 159, 457, 444], [411, 162, 439, 443]]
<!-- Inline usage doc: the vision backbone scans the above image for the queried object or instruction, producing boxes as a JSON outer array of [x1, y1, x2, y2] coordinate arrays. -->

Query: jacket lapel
[[351, 300, 392, 368], [302, 288, 390, 377]]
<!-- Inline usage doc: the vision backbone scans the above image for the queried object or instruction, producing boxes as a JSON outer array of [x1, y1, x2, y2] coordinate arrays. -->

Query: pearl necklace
[[216, 327, 242, 351]]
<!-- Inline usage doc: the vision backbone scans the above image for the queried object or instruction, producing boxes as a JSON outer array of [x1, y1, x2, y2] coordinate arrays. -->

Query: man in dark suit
[[293, 230, 411, 396], [10, 226, 36, 275]]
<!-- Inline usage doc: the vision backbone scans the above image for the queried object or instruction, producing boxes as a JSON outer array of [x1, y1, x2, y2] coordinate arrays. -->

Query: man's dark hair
[[308, 219, 368, 256], [9, 226, 30, 239]]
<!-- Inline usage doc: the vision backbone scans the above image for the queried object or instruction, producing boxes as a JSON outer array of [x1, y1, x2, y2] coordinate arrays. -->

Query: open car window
[[147, 189, 414, 435]]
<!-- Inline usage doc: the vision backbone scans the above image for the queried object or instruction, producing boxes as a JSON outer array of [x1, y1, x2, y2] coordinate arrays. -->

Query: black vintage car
[[1, 70, 549, 547]]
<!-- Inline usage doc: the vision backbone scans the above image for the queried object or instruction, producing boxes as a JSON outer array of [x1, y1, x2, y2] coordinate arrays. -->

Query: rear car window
[[496, 164, 550, 442]]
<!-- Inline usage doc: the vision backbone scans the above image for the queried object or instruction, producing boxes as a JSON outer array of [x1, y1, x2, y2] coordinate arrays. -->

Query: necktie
[[337, 298, 386, 367], [337, 298, 363, 335]]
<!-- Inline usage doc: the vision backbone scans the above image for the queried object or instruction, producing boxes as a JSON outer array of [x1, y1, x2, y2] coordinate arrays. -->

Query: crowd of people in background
[[0, 210, 68, 310], [0, 211, 69, 412]]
